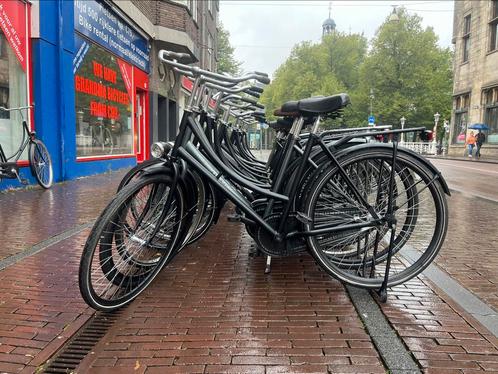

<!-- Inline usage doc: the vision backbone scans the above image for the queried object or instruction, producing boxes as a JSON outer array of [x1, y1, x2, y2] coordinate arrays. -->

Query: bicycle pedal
[[295, 211, 312, 223], [227, 213, 242, 222], [19, 178, 28, 185]]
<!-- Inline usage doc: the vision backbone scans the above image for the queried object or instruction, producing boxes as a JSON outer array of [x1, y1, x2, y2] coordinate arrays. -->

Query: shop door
[[135, 90, 147, 162]]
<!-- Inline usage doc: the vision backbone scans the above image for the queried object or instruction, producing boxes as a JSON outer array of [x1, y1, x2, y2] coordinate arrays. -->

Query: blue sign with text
[[74, 0, 150, 72]]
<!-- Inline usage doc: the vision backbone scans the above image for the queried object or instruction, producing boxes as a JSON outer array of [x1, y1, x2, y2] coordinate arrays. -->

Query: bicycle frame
[[168, 108, 413, 242], [0, 119, 32, 164]]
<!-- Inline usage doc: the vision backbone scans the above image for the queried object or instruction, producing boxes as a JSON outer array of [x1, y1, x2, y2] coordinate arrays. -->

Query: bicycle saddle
[[280, 94, 350, 116]]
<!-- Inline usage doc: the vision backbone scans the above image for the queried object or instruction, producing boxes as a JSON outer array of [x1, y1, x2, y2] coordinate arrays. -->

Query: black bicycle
[[78, 50, 449, 311], [0, 106, 53, 189]]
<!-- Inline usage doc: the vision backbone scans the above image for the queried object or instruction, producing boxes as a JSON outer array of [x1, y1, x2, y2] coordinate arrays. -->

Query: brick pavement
[[77, 224, 386, 374], [0, 231, 93, 373], [381, 276, 498, 373], [1, 168, 498, 373], [0, 170, 125, 261]]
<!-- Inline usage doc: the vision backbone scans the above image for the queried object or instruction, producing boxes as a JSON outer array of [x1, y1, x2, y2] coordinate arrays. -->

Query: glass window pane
[[486, 106, 498, 143], [464, 15, 471, 34], [463, 37, 470, 62], [0, 29, 28, 160], [453, 111, 467, 144], [74, 35, 133, 158], [491, 22, 498, 51]]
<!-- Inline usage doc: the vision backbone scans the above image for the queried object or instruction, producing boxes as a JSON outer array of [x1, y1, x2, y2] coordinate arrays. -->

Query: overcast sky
[[219, 0, 455, 76]]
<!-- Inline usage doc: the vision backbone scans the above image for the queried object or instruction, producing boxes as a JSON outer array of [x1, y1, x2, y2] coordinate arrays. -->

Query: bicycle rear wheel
[[29, 139, 53, 188], [79, 174, 185, 311], [304, 146, 448, 289]]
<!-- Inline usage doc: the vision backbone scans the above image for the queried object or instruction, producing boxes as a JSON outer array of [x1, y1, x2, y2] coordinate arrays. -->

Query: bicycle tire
[[117, 159, 162, 192], [304, 146, 448, 289], [29, 139, 53, 189], [79, 174, 185, 311]]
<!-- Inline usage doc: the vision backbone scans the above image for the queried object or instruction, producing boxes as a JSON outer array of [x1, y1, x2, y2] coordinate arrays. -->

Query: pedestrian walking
[[475, 130, 486, 158], [465, 131, 476, 158]]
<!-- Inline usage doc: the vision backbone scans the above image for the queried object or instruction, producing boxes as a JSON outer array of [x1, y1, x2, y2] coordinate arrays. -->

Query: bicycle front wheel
[[304, 146, 448, 289], [29, 139, 53, 188], [79, 174, 185, 311]]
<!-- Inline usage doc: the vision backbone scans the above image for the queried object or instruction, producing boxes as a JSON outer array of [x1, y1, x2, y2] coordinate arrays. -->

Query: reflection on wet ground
[[0, 170, 126, 261], [435, 191, 498, 310]]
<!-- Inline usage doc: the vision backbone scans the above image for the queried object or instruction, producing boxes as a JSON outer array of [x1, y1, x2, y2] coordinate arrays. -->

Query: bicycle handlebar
[[0, 105, 33, 112], [159, 50, 270, 85]]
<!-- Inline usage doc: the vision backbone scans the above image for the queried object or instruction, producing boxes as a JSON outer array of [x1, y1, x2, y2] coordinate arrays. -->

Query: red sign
[[117, 58, 133, 101], [181, 76, 194, 91], [0, 1, 28, 71], [181, 76, 216, 109]]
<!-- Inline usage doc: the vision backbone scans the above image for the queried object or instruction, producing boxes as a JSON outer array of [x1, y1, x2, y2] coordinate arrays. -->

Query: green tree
[[217, 22, 242, 75], [261, 33, 367, 124], [358, 8, 453, 130]]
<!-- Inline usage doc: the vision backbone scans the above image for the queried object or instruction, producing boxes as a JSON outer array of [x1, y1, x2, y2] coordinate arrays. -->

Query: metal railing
[[399, 142, 437, 155]]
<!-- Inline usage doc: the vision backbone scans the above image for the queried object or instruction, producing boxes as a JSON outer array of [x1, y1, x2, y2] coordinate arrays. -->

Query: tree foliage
[[261, 8, 453, 130], [217, 22, 242, 75]]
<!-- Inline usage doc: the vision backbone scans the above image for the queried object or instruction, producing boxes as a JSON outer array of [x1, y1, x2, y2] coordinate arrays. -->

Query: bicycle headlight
[[151, 142, 167, 158]]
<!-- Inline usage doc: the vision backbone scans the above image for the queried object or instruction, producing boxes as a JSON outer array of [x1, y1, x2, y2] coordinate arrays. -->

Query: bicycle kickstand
[[13, 168, 28, 185], [372, 138, 399, 304], [264, 255, 272, 274]]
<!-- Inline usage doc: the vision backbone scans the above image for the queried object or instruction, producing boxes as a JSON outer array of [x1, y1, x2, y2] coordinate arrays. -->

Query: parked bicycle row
[[78, 50, 450, 311]]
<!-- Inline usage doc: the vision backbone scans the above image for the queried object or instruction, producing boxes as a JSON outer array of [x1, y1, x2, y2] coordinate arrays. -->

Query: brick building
[[113, 0, 219, 143], [450, 0, 498, 158]]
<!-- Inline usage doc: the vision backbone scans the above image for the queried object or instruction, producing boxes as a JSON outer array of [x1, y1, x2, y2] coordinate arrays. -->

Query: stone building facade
[[450, 0, 498, 158], [113, 0, 219, 143]]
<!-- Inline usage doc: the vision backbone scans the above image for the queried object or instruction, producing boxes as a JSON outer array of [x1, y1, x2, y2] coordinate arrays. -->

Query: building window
[[0, 29, 29, 160], [490, 1, 498, 51], [462, 14, 471, 62], [453, 93, 470, 144], [191, 0, 198, 23], [74, 35, 134, 158], [483, 86, 498, 143], [207, 32, 213, 71]]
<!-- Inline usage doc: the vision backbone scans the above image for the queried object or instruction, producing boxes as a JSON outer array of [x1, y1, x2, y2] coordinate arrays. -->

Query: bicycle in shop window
[[86, 120, 114, 154], [0, 105, 53, 188]]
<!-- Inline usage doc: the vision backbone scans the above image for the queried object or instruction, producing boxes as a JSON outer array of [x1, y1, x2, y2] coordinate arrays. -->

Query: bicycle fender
[[332, 143, 451, 196]]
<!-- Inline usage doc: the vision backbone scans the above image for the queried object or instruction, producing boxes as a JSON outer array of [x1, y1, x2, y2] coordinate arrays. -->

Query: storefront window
[[0, 29, 28, 159], [74, 35, 133, 157], [452, 93, 469, 144], [484, 86, 498, 144]]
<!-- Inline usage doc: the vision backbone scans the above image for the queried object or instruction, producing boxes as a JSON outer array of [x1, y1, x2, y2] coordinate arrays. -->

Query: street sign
[[368, 115, 375, 125]]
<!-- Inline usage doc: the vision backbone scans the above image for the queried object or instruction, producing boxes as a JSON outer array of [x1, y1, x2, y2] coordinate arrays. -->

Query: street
[[432, 159, 498, 202], [0, 159, 498, 373]]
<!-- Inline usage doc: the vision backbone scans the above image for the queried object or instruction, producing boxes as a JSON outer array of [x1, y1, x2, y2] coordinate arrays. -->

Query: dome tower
[[322, 2, 336, 36]]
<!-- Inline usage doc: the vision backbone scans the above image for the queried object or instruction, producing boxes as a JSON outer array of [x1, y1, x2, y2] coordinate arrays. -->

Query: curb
[[426, 155, 498, 165]]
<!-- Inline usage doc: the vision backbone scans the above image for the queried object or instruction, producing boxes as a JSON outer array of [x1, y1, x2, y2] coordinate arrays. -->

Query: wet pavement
[[0, 161, 498, 373], [0, 171, 125, 261], [431, 159, 498, 311]]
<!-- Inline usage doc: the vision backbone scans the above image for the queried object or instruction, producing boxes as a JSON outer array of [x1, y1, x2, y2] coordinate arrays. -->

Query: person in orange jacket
[[465, 131, 476, 158]]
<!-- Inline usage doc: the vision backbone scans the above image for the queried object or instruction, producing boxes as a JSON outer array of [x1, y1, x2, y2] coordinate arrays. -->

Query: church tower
[[322, 2, 336, 36]]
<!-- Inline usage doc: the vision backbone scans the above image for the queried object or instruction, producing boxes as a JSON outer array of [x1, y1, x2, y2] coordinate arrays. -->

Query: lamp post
[[369, 88, 374, 117], [443, 119, 449, 155], [433, 112, 440, 144], [400, 116, 406, 143]]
